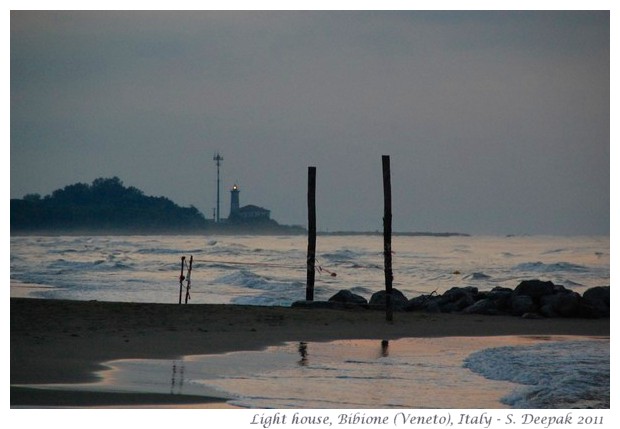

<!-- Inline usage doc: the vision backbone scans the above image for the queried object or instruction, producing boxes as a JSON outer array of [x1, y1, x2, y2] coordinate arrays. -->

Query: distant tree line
[[10, 177, 209, 234]]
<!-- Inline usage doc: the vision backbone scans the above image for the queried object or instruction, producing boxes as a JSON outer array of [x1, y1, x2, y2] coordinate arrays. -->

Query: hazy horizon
[[10, 10, 610, 235]]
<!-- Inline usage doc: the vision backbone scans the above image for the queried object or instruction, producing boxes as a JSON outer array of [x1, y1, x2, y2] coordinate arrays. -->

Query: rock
[[579, 286, 610, 318], [440, 294, 476, 313], [442, 286, 478, 302], [582, 286, 610, 307], [551, 284, 571, 294], [511, 295, 536, 316], [328, 289, 368, 305], [405, 294, 433, 312], [513, 280, 555, 300], [369, 289, 409, 311], [423, 299, 443, 313], [485, 288, 513, 312], [540, 290, 581, 318], [463, 298, 500, 315], [405, 286, 476, 313]]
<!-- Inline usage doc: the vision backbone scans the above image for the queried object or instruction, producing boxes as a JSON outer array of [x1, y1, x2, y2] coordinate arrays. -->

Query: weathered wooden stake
[[179, 256, 185, 304], [306, 166, 317, 301], [184, 255, 193, 304], [382, 155, 394, 322]]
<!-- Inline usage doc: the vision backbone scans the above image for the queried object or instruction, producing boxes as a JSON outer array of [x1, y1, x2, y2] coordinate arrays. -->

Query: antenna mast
[[213, 152, 224, 222]]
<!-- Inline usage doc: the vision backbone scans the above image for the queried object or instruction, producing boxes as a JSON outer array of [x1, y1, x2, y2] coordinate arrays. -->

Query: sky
[[9, 9, 610, 235]]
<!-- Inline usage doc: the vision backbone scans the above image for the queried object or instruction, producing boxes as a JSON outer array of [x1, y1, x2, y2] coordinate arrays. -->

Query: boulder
[[463, 298, 500, 315], [485, 287, 513, 312], [579, 286, 610, 318], [423, 297, 443, 313], [369, 288, 409, 311], [439, 294, 476, 313], [406, 287, 479, 313], [540, 290, 581, 318], [328, 289, 368, 305], [582, 286, 610, 307], [440, 286, 478, 304], [513, 280, 555, 300], [442, 286, 479, 301], [405, 294, 433, 312], [511, 294, 536, 316]]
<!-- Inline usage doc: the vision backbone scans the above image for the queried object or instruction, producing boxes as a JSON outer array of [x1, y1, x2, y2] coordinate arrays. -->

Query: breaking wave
[[513, 261, 589, 273], [464, 338, 609, 408]]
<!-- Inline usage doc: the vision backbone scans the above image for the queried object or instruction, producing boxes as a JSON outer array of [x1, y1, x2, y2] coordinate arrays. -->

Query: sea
[[9, 234, 610, 305], [10, 234, 610, 409]]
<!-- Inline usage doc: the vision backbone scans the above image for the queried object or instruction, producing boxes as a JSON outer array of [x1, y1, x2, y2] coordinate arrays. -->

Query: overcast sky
[[10, 10, 610, 235]]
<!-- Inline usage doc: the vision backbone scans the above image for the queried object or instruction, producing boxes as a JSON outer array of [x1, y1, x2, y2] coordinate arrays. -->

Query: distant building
[[228, 184, 271, 222]]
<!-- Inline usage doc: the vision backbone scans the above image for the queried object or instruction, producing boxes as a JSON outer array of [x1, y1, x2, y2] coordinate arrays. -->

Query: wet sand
[[10, 297, 609, 408]]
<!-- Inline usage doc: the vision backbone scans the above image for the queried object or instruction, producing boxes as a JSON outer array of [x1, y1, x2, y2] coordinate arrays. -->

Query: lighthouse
[[230, 184, 240, 218], [228, 183, 271, 222]]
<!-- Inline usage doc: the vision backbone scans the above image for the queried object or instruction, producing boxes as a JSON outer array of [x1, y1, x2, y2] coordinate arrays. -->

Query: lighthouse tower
[[229, 184, 240, 218]]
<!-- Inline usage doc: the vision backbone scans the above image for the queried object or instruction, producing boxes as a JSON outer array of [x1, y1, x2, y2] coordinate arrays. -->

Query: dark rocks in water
[[369, 289, 409, 311], [291, 281, 610, 319], [404, 286, 479, 313], [409, 281, 609, 319], [540, 290, 581, 318], [405, 294, 442, 313], [443, 286, 479, 301], [436, 286, 477, 313], [483, 287, 513, 312], [511, 295, 536, 316], [462, 298, 500, 315], [582, 286, 610, 307], [513, 280, 555, 300], [579, 286, 610, 318], [405, 294, 434, 312], [328, 289, 368, 305]]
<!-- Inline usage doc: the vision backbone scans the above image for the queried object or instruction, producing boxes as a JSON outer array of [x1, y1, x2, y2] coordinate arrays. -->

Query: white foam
[[464, 338, 609, 408]]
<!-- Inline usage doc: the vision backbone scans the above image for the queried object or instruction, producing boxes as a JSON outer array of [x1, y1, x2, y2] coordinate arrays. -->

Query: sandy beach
[[10, 297, 609, 408]]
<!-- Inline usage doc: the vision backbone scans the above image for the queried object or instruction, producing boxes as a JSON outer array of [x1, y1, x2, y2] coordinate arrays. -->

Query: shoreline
[[10, 298, 610, 408]]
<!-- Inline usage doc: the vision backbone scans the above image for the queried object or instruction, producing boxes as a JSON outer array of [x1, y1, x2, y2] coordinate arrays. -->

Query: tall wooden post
[[306, 166, 317, 301], [184, 255, 193, 304], [382, 155, 394, 322], [178, 256, 185, 304]]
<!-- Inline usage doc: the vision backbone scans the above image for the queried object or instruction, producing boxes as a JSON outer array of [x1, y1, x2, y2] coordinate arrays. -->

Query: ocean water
[[9, 234, 610, 305], [464, 337, 610, 409], [11, 235, 610, 410], [38, 336, 609, 409]]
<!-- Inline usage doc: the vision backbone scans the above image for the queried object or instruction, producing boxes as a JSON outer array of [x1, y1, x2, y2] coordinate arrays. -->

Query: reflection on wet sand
[[170, 360, 186, 394], [298, 342, 308, 366], [380, 339, 389, 358]]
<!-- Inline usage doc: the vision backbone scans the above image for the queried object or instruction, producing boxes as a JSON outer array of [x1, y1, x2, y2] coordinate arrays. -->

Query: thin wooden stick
[[184, 255, 193, 304], [178, 256, 185, 304]]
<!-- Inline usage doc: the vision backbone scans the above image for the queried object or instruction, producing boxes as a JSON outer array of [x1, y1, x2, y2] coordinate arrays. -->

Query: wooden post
[[382, 155, 394, 322], [178, 256, 185, 304], [306, 166, 317, 301], [184, 255, 193, 304]]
